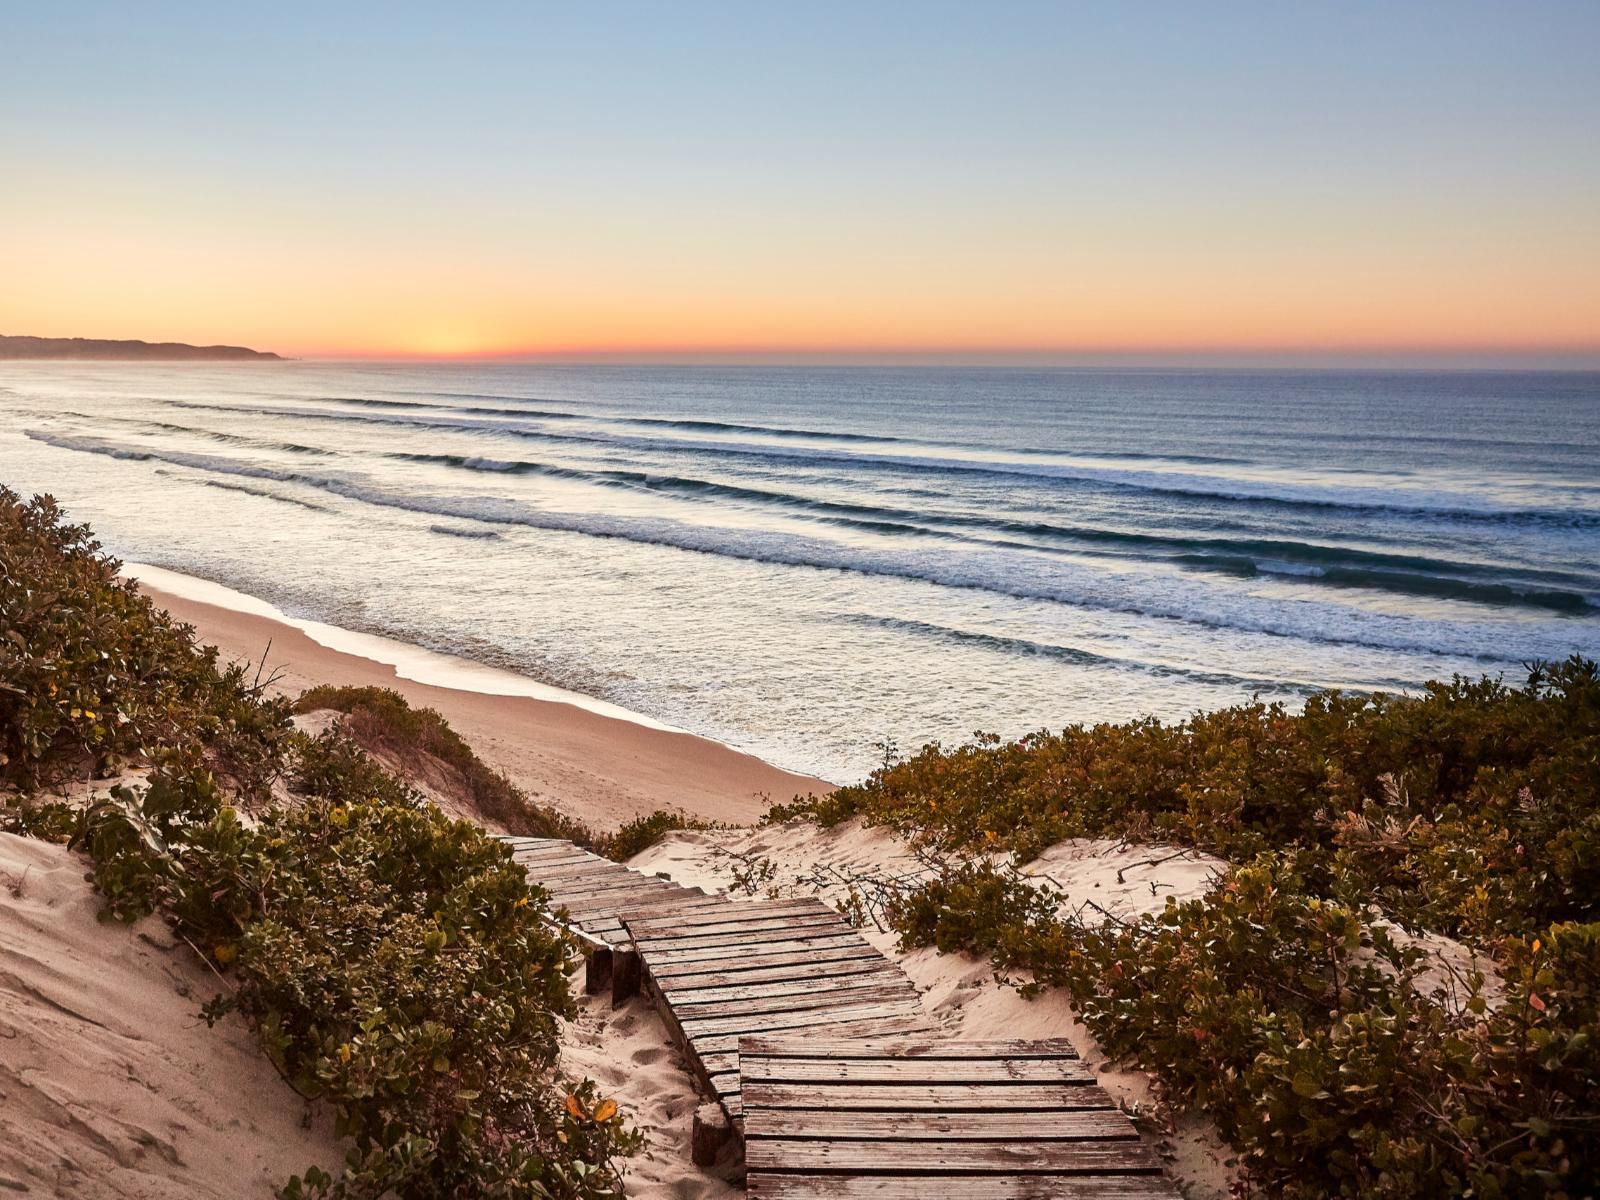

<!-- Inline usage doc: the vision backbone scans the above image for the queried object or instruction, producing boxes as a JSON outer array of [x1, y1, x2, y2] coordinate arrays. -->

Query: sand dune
[[0, 832, 343, 1198]]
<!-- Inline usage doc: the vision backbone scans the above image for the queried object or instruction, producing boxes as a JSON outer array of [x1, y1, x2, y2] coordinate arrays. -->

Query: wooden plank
[[744, 1140, 1161, 1173], [693, 1015, 936, 1058], [551, 882, 683, 910], [679, 1008, 932, 1046], [674, 987, 923, 1032], [520, 858, 635, 880], [652, 952, 890, 990], [748, 1175, 1176, 1200], [667, 968, 912, 1007], [705, 1066, 742, 1095], [740, 1037, 1082, 1059], [741, 1082, 1117, 1112], [641, 934, 872, 968], [626, 915, 851, 951], [551, 880, 685, 911], [741, 1109, 1135, 1141], [511, 848, 596, 868], [624, 899, 837, 931], [739, 1055, 1094, 1084]]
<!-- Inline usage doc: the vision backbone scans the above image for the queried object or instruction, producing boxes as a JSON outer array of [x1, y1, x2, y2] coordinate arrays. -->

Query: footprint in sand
[[630, 1045, 667, 1067]]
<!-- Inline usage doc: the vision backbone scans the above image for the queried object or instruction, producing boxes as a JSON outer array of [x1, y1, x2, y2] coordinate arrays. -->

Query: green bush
[[294, 685, 595, 844], [888, 855, 1598, 1198], [802, 658, 1600, 1196], [76, 737, 640, 1198], [778, 659, 1600, 943], [0, 487, 290, 798], [597, 809, 720, 862]]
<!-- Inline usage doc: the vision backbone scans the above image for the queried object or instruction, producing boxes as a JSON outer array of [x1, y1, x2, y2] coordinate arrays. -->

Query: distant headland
[[0, 334, 282, 361]]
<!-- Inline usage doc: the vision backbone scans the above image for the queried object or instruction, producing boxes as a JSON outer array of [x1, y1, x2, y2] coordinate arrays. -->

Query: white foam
[[120, 562, 689, 735]]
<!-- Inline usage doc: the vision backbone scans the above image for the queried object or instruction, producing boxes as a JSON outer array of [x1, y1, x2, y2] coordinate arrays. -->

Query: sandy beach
[[134, 579, 832, 832]]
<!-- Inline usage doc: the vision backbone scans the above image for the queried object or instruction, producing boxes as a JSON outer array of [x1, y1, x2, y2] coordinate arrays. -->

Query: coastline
[[131, 569, 833, 830]]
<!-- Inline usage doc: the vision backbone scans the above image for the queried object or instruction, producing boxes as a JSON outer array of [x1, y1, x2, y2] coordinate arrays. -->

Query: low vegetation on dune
[[1, 487, 639, 1198], [294, 684, 596, 843], [294, 684, 712, 862], [774, 670, 1600, 1197]]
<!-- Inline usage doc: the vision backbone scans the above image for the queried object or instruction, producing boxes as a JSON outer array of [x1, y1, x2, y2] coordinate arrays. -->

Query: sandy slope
[[0, 833, 343, 1198]]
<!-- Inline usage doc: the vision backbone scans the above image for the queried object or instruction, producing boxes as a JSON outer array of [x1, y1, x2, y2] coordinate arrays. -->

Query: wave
[[31, 428, 1595, 664], [428, 524, 501, 539], [155, 398, 1600, 529], [294, 393, 913, 443], [385, 451, 1600, 612], [1172, 554, 1597, 613], [44, 420, 1596, 615], [200, 479, 332, 513], [838, 614, 1330, 694], [62, 410, 334, 458]]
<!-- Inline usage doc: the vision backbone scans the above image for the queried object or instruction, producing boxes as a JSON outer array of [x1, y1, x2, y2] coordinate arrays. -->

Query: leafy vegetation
[[777, 665, 1600, 1197], [0, 487, 288, 798], [295, 684, 595, 843], [598, 808, 721, 862], [1, 490, 639, 1198], [775, 662, 1600, 943], [294, 684, 709, 864]]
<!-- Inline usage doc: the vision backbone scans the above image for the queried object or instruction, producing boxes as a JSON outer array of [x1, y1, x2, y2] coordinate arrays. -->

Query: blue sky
[[4, 2, 1598, 362]]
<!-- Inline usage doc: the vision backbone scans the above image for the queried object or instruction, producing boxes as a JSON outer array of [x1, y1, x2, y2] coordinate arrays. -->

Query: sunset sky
[[4, 1, 1598, 364]]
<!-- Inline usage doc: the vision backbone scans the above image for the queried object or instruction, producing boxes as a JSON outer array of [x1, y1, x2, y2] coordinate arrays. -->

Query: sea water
[[2, 362, 1596, 782]]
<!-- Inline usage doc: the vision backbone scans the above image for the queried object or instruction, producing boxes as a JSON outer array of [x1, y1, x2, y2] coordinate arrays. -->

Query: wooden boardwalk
[[509, 839, 1180, 1192], [501, 836, 730, 1001], [620, 897, 935, 1139], [741, 1037, 1178, 1198]]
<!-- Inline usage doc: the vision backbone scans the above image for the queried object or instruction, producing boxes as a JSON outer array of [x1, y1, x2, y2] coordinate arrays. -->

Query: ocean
[[2, 362, 1597, 783]]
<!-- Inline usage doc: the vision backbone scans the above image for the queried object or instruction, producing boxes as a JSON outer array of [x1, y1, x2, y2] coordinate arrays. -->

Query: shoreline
[[130, 568, 834, 830]]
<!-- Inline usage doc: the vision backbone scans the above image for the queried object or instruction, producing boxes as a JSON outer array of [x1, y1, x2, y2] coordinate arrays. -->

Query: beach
[[135, 577, 832, 830]]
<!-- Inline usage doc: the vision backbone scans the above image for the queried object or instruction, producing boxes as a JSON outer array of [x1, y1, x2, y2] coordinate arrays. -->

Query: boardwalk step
[[741, 1036, 1179, 1196]]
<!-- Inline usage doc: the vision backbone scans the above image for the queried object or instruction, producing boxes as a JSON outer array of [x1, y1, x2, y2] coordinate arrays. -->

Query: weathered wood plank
[[551, 881, 686, 912], [519, 858, 635, 880], [741, 1109, 1135, 1141], [550, 883, 684, 910], [625, 916, 852, 952], [667, 968, 912, 1007], [740, 1037, 1082, 1059], [510, 847, 596, 867], [748, 1176, 1177, 1200], [675, 993, 927, 1037], [642, 935, 875, 969], [693, 1015, 936, 1058], [740, 1082, 1117, 1111], [739, 1054, 1095, 1084], [672, 982, 918, 1021], [744, 1139, 1162, 1173], [651, 952, 890, 990], [624, 899, 839, 932]]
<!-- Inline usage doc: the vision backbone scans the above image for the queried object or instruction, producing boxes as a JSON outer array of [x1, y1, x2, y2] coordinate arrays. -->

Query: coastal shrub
[[775, 658, 1600, 942], [598, 808, 721, 862], [784, 659, 1600, 1195], [888, 855, 1599, 1198], [0, 487, 290, 797], [294, 685, 595, 844], [73, 734, 641, 1198]]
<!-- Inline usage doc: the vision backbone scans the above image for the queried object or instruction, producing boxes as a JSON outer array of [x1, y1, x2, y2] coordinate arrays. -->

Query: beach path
[[620, 898, 935, 1146], [739, 1036, 1177, 1197], [503, 835, 732, 1003]]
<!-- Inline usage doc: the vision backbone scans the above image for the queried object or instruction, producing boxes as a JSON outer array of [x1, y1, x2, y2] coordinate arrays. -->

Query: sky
[[3, 1, 1599, 365]]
